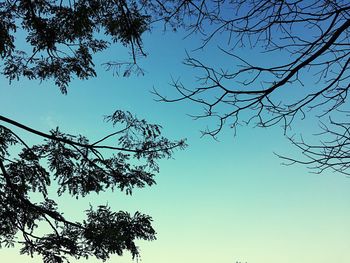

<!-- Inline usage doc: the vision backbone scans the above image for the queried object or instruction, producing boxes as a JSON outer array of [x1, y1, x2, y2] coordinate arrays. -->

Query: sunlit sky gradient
[[1, 20, 350, 263]]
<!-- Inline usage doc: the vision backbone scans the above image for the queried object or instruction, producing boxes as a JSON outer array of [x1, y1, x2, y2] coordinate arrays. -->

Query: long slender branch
[[0, 115, 182, 153]]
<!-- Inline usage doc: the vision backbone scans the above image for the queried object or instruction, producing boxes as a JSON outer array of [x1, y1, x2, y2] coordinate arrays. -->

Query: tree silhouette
[[3, 0, 349, 261], [0, 0, 194, 92], [0, 111, 185, 262], [153, 0, 350, 174], [0, 1, 187, 262]]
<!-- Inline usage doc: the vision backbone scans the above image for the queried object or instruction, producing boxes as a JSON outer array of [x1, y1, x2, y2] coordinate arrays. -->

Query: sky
[[1, 10, 350, 263]]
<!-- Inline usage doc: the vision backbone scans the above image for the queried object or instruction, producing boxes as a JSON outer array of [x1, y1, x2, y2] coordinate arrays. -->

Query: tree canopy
[[1, 0, 149, 93], [2, 0, 350, 262], [0, 1, 187, 262], [0, 111, 185, 262]]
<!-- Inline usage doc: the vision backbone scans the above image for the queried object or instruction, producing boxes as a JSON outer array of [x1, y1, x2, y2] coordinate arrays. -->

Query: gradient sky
[[1, 17, 350, 263]]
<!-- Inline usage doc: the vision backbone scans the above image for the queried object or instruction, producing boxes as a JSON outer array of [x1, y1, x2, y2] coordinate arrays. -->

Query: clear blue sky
[[1, 21, 350, 263]]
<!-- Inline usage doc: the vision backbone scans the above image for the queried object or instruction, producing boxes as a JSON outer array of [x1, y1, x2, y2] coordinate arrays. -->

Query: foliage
[[0, 111, 185, 262], [0, 1, 189, 261], [3, 0, 350, 260], [1, 0, 150, 93]]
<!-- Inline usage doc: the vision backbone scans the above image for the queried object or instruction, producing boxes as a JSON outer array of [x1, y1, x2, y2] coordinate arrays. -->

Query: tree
[[3, 0, 348, 261], [152, 0, 350, 175], [0, 113, 185, 262], [0, 1, 187, 262]]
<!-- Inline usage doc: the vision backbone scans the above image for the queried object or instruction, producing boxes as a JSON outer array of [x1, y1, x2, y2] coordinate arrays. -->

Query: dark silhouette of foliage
[[4, 0, 350, 260], [0, 0, 193, 93], [1, 0, 151, 93], [0, 111, 185, 262], [0, 1, 189, 262]]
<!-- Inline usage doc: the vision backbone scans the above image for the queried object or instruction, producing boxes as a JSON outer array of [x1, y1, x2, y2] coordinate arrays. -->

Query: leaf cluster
[[0, 111, 185, 262], [0, 0, 150, 93]]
